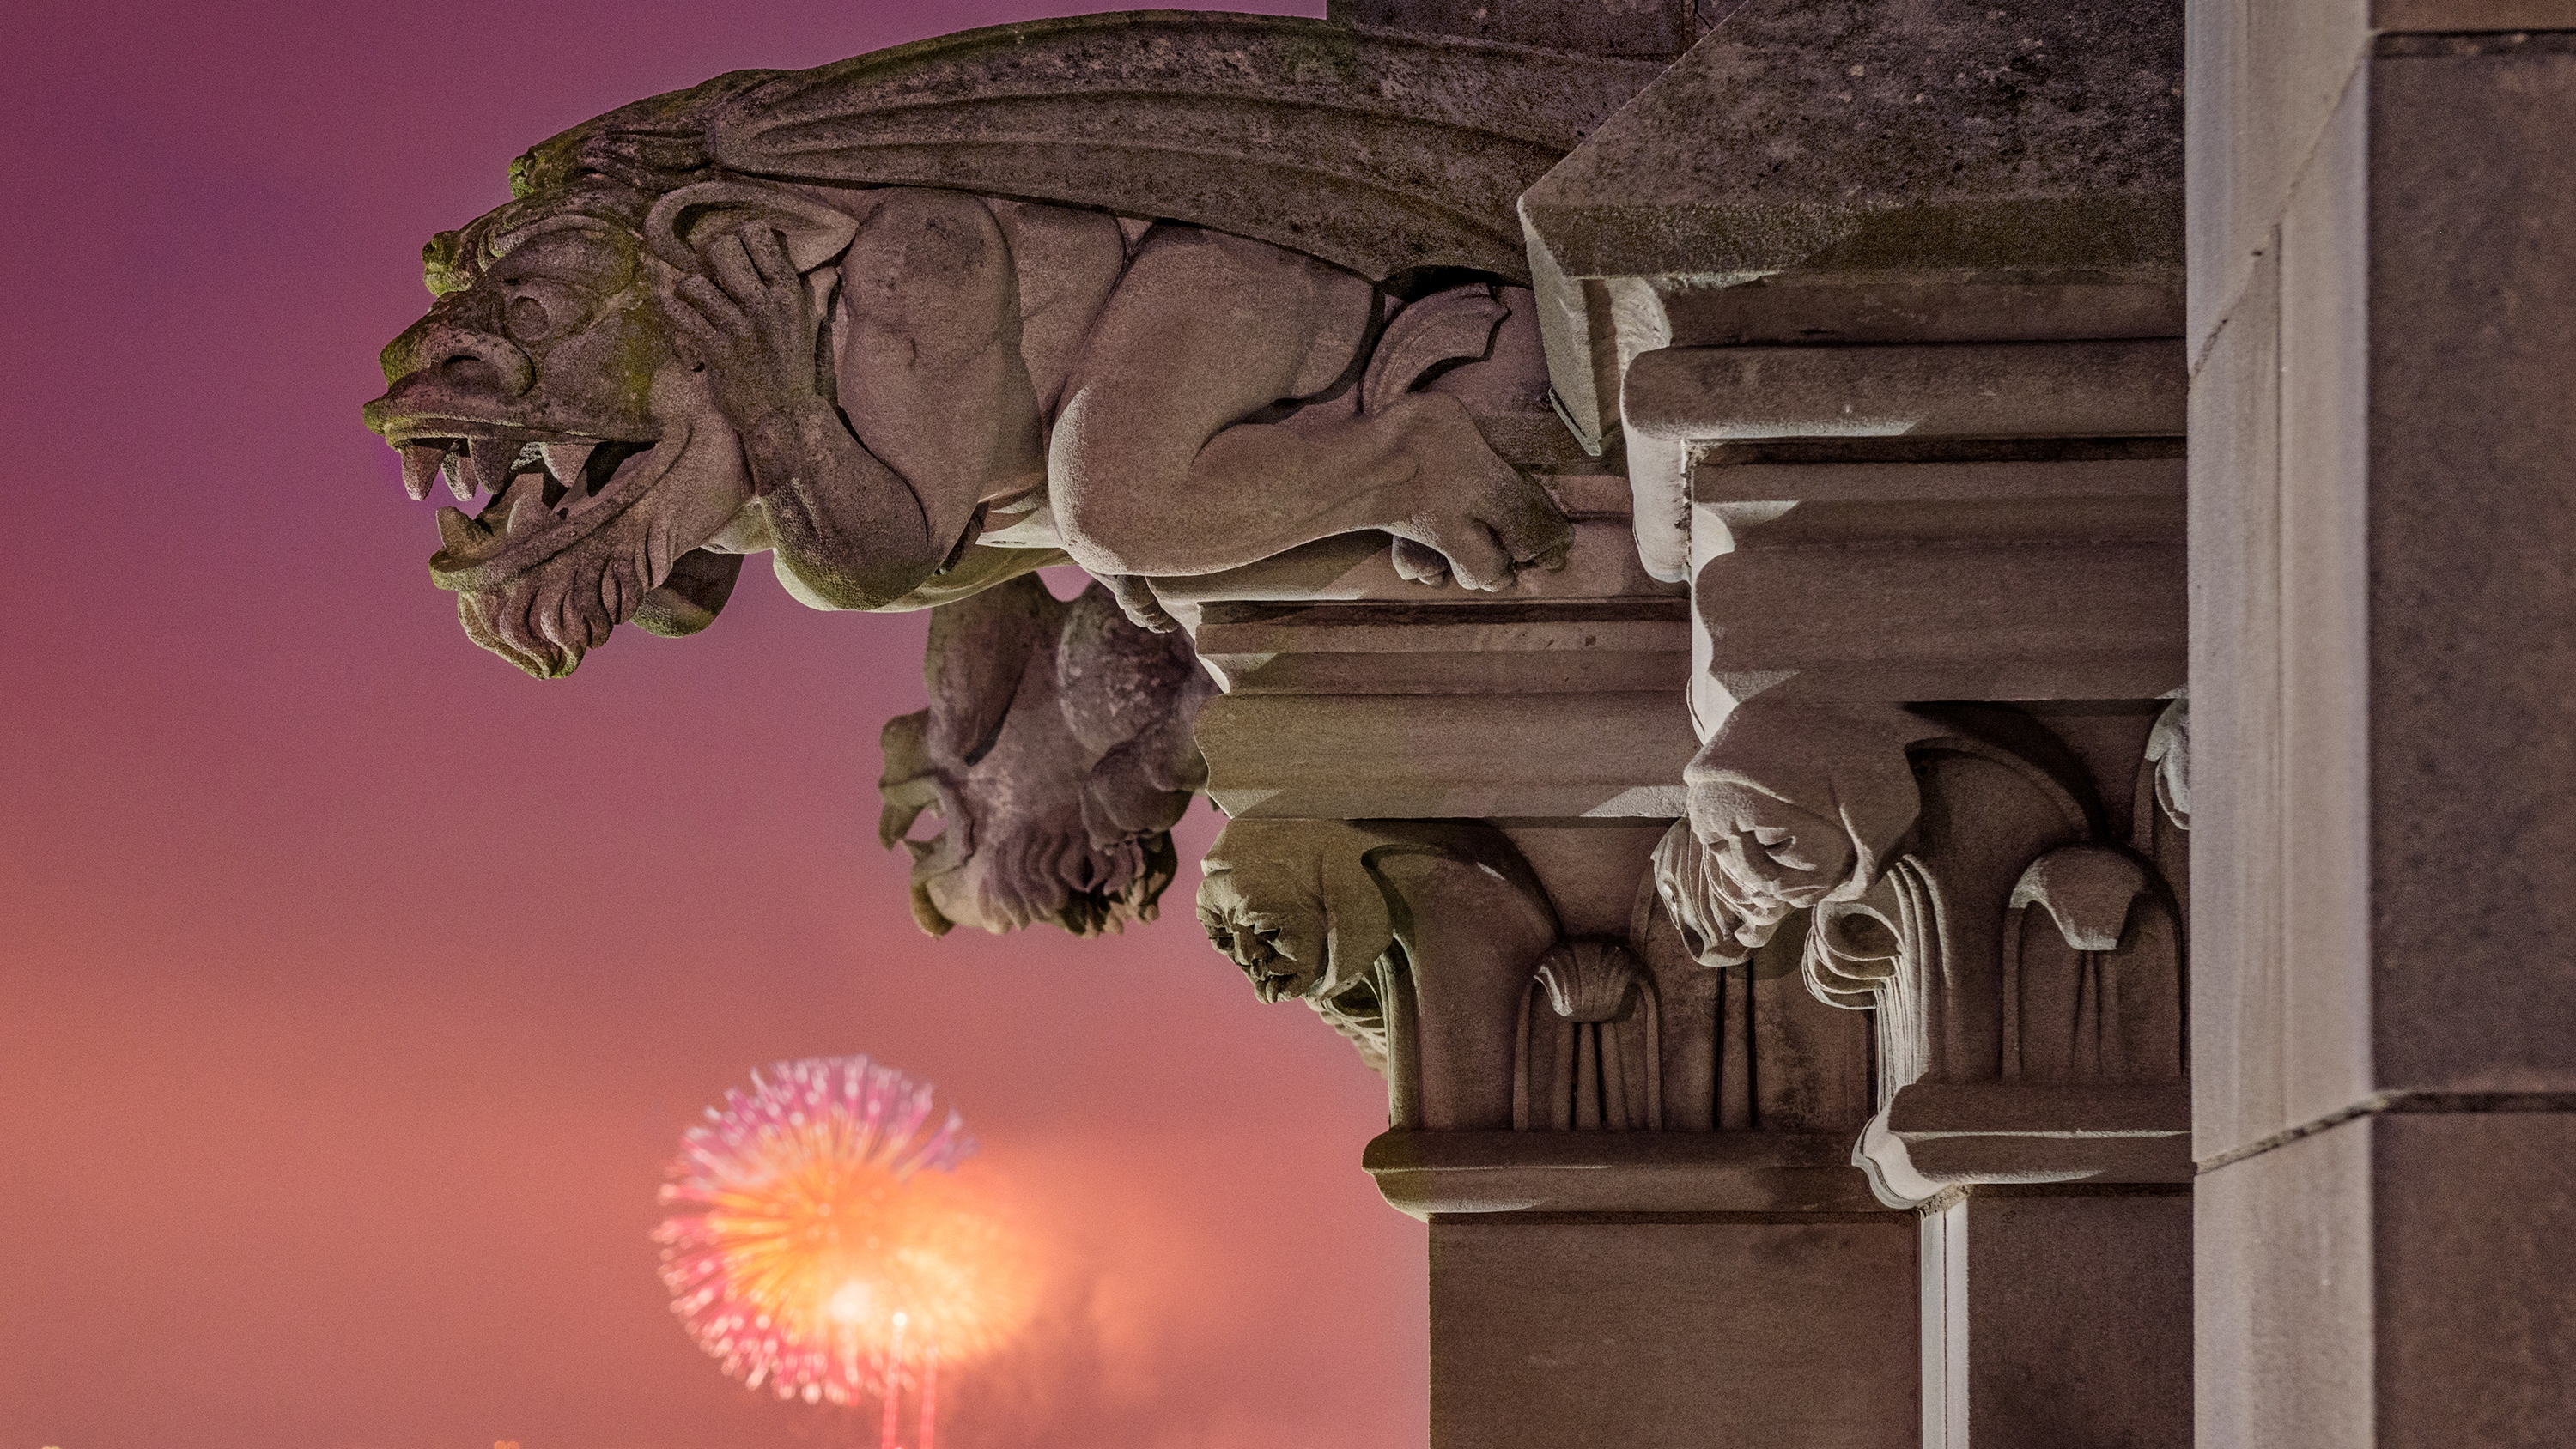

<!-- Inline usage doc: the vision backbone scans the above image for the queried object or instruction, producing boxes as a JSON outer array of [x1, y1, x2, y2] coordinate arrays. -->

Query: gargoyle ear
[[642, 180, 860, 275]]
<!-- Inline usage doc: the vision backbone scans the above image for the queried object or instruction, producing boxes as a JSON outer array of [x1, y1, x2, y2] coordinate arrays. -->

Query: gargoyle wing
[[525, 12, 1662, 286]]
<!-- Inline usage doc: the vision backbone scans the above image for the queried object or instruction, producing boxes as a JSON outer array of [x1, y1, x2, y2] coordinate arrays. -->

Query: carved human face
[[1687, 778, 1861, 919], [1195, 866, 1328, 1003], [361, 199, 752, 676]]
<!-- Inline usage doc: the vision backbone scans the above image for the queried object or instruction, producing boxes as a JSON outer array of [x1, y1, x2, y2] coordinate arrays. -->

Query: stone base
[[1430, 1212, 1918, 1449], [1924, 1187, 2192, 1449]]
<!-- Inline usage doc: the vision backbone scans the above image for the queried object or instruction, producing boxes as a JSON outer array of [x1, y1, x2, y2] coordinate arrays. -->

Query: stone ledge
[[1364, 1128, 1890, 1217], [2375, 1, 2576, 34]]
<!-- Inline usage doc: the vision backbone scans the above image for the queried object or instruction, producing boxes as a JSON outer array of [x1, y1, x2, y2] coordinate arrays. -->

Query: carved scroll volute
[[1516, 941, 1661, 1131], [1197, 818, 1559, 1131]]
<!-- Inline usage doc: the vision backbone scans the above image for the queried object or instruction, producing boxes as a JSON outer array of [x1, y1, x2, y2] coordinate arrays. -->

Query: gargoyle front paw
[[1377, 394, 1573, 592], [1104, 573, 1179, 633], [1398, 475, 1572, 591], [1390, 538, 1450, 586]]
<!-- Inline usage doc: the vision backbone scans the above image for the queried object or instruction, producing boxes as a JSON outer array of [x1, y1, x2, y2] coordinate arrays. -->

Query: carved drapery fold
[[1516, 941, 1662, 1130]]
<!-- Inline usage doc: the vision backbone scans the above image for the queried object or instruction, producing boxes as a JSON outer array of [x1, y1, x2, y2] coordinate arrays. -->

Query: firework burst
[[656, 1056, 1030, 1414]]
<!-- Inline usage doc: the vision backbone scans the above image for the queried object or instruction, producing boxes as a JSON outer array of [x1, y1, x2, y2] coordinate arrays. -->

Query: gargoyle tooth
[[435, 506, 487, 554], [466, 440, 518, 500], [400, 444, 447, 501], [539, 442, 598, 494], [507, 487, 549, 536]]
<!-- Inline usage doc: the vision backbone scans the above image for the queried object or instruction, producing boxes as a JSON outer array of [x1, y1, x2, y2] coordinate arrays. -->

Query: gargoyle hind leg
[[1048, 229, 1570, 589]]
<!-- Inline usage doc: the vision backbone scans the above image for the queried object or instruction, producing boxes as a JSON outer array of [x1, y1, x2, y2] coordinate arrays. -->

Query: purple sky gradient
[[0, 3, 1426, 1446]]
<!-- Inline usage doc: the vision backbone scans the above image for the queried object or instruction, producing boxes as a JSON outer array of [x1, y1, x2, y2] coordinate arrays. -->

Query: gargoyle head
[[878, 577, 1206, 938], [881, 708, 1180, 938], [362, 127, 854, 676]]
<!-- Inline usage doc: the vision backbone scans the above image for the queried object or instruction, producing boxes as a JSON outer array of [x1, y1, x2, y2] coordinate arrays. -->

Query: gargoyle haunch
[[359, 14, 1652, 676]]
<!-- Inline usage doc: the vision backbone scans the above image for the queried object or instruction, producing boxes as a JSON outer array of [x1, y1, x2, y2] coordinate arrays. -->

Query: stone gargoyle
[[359, 15, 1656, 676], [878, 573, 1214, 937]]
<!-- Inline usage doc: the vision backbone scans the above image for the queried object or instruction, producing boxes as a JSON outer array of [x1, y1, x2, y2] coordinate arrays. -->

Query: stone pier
[[361, 0, 2576, 1440], [2192, 4, 2576, 1444]]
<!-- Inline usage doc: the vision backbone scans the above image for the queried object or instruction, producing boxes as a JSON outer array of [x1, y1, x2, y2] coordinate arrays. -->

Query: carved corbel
[[1198, 818, 1561, 1131], [1662, 696, 2193, 1206]]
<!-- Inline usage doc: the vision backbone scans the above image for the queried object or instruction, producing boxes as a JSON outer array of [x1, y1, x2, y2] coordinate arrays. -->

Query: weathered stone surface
[[2184, 0, 2366, 354], [2374, 1111, 2576, 1444], [1431, 1215, 1917, 1449], [2196, 18, 2576, 1449], [1519, 1, 2184, 284], [1196, 688, 1693, 819], [2196, 1115, 2372, 1449], [2200, 1110, 2576, 1449], [2369, 39, 2576, 1094], [2372, 0, 2576, 30], [1626, 342, 2188, 445], [1522, 0, 2187, 575], [1330, 0, 1695, 58]]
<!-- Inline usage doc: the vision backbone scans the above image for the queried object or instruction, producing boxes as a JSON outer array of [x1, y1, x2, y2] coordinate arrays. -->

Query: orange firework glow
[[656, 1057, 1036, 1422]]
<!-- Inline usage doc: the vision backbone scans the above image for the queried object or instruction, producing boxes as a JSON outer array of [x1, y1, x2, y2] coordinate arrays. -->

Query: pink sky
[[0, 3, 1425, 1446]]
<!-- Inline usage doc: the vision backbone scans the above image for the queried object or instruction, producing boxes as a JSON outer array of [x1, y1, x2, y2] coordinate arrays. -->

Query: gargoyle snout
[[380, 315, 534, 397]]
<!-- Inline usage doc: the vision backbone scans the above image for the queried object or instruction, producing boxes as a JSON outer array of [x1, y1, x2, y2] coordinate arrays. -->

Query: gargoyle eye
[[502, 281, 588, 344]]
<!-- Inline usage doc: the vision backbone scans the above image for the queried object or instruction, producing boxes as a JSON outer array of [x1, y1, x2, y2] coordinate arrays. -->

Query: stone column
[[1522, 5, 2198, 1445], [2191, 5, 2576, 1444]]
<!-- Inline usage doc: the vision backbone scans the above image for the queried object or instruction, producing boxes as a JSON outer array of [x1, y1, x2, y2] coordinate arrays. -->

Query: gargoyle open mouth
[[388, 428, 690, 595]]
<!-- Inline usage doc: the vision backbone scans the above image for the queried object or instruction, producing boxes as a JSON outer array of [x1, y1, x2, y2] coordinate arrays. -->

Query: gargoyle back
[[509, 10, 1662, 287]]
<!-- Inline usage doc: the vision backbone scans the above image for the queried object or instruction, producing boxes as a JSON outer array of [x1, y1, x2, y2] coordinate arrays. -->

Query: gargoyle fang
[[400, 443, 447, 502], [540, 441, 597, 494], [465, 440, 517, 500]]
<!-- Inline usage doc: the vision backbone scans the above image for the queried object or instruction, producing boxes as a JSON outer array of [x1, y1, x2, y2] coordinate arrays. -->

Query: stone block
[[1365, 1130, 1886, 1216], [2184, 0, 2368, 355], [2191, 242, 2305, 1158], [1197, 689, 1695, 819], [2197, 1110, 2576, 1449], [1693, 537, 2186, 711], [1498, 821, 1669, 937], [2188, 59, 2373, 1162], [2374, 1110, 2576, 1445], [2194, 1115, 2373, 1449], [1520, 0, 2182, 284], [2275, 67, 2374, 1125], [1690, 445, 2186, 721], [2368, 43, 2576, 1093], [1430, 1214, 1917, 1449], [1924, 1190, 2193, 1449]]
